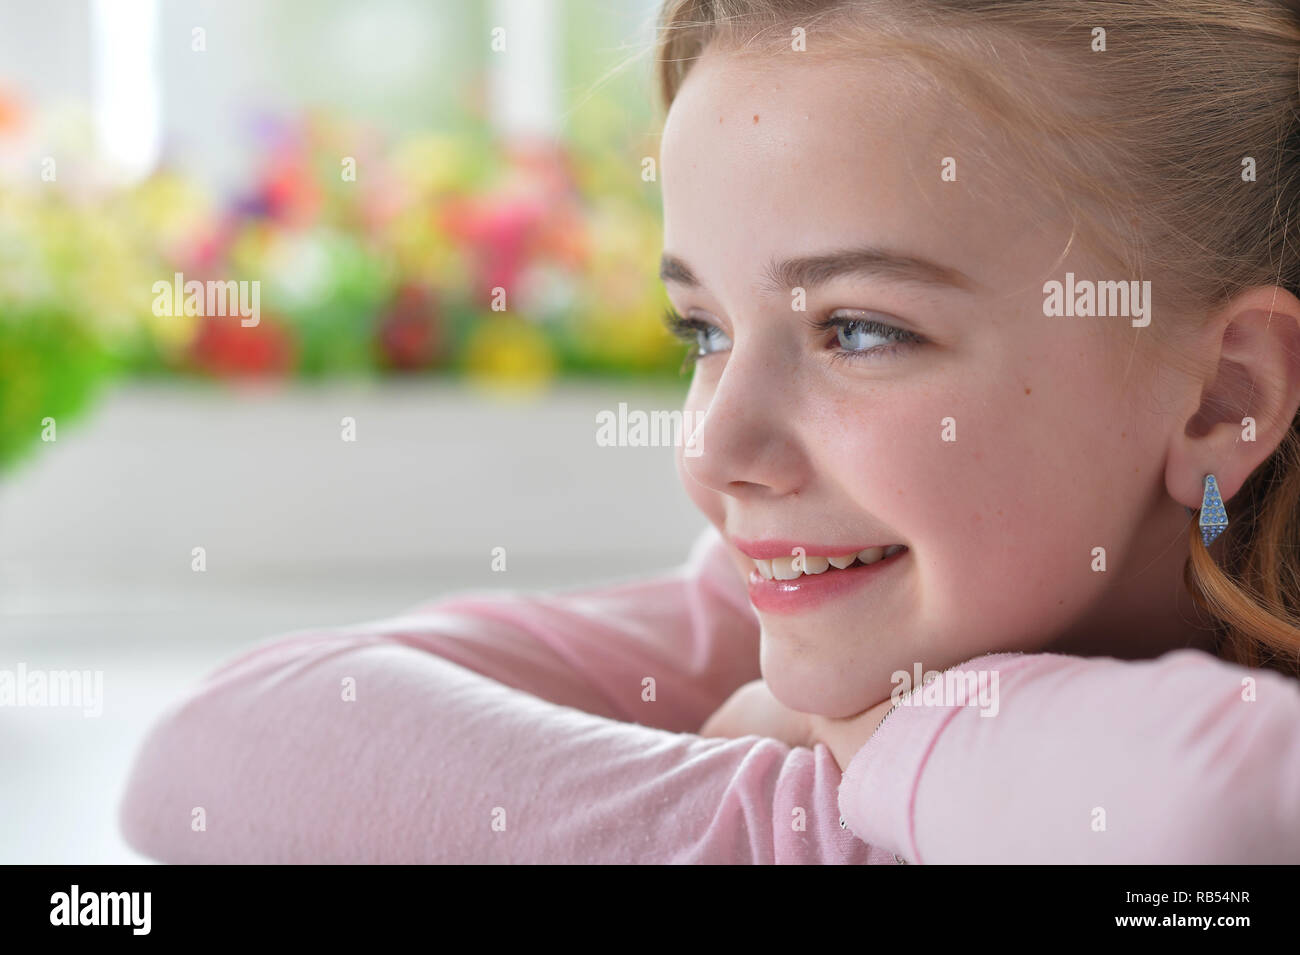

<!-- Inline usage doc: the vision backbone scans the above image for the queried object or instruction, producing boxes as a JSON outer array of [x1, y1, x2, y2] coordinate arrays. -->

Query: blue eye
[[695, 323, 731, 355], [811, 312, 924, 362], [662, 308, 732, 372], [661, 306, 922, 374]]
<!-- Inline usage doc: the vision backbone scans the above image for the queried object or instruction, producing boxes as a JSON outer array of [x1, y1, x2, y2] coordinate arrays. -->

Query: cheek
[[822, 373, 1125, 641]]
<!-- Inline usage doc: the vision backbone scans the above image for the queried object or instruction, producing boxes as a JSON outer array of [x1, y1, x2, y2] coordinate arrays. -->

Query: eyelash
[[661, 307, 923, 372]]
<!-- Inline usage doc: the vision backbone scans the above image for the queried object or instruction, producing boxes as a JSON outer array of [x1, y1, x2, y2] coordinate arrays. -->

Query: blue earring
[[1191, 474, 1228, 546]]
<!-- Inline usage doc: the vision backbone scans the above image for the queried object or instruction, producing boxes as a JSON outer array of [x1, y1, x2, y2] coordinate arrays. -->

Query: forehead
[[659, 46, 1046, 290]]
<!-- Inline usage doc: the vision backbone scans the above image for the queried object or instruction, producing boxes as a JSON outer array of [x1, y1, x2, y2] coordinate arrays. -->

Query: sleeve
[[376, 522, 764, 734], [117, 525, 888, 863], [837, 647, 1300, 863]]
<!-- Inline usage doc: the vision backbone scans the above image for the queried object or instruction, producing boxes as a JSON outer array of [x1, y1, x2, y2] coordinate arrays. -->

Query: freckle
[[753, 113, 760, 123], [1024, 387, 1031, 395], [1121, 431, 1126, 438], [1058, 599, 1064, 605]]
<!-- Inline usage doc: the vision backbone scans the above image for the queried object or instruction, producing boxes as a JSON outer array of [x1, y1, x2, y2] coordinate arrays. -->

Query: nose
[[680, 342, 813, 499]]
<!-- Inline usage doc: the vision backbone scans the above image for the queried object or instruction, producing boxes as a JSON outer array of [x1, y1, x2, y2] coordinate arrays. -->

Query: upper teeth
[[756, 545, 904, 580]]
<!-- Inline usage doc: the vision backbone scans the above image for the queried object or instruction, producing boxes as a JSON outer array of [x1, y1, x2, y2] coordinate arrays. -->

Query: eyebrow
[[659, 245, 981, 295]]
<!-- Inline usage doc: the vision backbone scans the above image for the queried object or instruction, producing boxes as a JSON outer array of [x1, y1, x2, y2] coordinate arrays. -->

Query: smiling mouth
[[743, 543, 910, 615], [753, 545, 907, 580]]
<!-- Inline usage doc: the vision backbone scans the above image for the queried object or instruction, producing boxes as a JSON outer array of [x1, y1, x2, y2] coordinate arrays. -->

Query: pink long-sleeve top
[[117, 523, 1300, 863]]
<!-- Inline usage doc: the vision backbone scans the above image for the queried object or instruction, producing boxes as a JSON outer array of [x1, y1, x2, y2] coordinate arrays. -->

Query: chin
[[760, 639, 871, 718]]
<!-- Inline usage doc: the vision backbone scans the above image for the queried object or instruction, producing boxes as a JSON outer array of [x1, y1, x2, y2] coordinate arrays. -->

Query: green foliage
[[0, 303, 115, 472]]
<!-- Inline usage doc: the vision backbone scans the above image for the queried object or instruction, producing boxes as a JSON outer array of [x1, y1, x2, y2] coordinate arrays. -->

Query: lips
[[733, 538, 910, 614]]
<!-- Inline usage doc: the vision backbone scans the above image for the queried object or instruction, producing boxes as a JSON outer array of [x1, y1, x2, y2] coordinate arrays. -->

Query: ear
[[1165, 285, 1300, 509]]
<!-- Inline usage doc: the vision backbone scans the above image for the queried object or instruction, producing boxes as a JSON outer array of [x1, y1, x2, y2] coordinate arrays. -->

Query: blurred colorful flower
[[190, 312, 296, 378], [0, 86, 686, 472], [377, 282, 445, 371], [461, 314, 556, 391]]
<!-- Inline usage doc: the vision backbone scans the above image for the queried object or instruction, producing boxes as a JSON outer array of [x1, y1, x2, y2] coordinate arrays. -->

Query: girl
[[119, 0, 1300, 863]]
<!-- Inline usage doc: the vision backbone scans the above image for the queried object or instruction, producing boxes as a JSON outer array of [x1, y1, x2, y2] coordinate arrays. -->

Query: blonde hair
[[653, 0, 1300, 676]]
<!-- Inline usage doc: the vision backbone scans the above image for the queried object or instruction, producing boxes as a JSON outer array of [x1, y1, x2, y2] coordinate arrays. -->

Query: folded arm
[[382, 523, 763, 732], [119, 526, 889, 862], [118, 630, 876, 862], [839, 648, 1300, 863]]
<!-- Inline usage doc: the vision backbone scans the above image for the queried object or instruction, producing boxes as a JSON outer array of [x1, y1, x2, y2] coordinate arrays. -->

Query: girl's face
[[662, 47, 1202, 717]]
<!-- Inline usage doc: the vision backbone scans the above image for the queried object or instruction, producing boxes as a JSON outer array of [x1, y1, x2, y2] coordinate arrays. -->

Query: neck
[[1047, 497, 1222, 661]]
